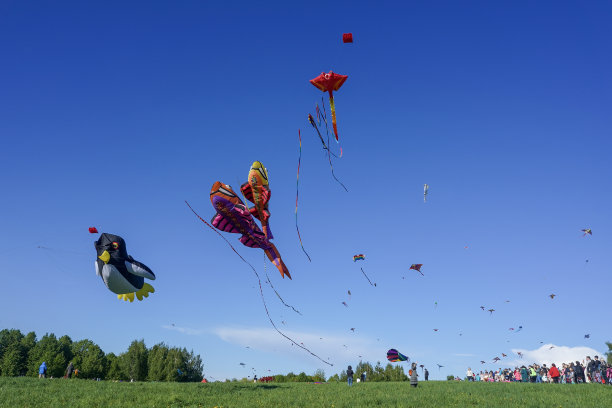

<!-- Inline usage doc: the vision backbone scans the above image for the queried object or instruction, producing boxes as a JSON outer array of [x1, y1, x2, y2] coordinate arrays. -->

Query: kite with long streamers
[[308, 113, 348, 192], [294, 130, 311, 261], [185, 201, 331, 367], [310, 71, 348, 142], [410, 264, 424, 276], [387, 349, 409, 362], [209, 182, 289, 279]]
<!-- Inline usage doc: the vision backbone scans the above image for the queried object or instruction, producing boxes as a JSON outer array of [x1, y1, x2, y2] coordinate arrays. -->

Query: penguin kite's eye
[[111, 242, 119, 250]]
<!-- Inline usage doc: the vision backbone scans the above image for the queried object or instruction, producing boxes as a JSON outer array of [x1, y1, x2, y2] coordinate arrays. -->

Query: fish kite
[[423, 184, 429, 202], [342, 33, 353, 43], [387, 349, 409, 362], [310, 71, 348, 142], [94, 233, 155, 302], [410, 264, 424, 276], [241, 161, 273, 240], [209, 182, 290, 279], [582, 228, 592, 236], [353, 254, 365, 262]]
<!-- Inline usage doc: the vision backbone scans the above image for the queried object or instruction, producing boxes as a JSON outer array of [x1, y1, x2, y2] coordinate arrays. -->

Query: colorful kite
[[353, 254, 365, 262], [241, 161, 273, 240], [582, 228, 592, 236], [424, 184, 429, 202], [410, 264, 424, 276], [387, 349, 409, 362], [94, 233, 155, 302], [209, 182, 290, 279], [342, 33, 353, 43], [310, 71, 348, 142]]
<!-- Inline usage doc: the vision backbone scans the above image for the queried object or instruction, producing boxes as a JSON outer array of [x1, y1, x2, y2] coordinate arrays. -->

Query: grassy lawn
[[0, 378, 610, 408]]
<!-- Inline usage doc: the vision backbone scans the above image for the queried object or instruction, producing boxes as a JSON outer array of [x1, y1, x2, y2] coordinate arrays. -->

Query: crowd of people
[[465, 356, 611, 384]]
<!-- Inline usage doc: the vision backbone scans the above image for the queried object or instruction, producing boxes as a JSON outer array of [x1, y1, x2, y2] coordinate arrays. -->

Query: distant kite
[[502, 353, 507, 357], [423, 184, 429, 202], [582, 228, 592, 236], [387, 349, 409, 362], [492, 357, 500, 362], [436, 364, 444, 370], [88, 227, 98, 234], [240, 363, 246, 366], [517, 352, 523, 358], [433, 329, 439, 332], [342, 33, 353, 43], [353, 254, 365, 262], [549, 346, 555, 350], [488, 309, 495, 315], [509, 328, 515, 331], [584, 334, 590, 339], [480, 361, 486, 364], [410, 264, 423, 276], [342, 301, 348, 307], [480, 306, 485, 311], [549, 294, 556, 299], [516, 326, 523, 332], [350, 328, 355, 332]]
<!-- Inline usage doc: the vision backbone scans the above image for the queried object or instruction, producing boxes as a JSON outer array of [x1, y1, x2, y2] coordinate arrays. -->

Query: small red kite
[[88, 227, 98, 234], [342, 33, 353, 43]]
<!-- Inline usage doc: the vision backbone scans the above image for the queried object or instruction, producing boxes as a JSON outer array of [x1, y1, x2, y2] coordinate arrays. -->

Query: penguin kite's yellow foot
[[135, 283, 155, 301], [117, 292, 135, 302]]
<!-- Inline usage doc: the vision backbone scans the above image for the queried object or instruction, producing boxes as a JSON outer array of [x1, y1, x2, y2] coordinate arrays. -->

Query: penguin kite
[[94, 233, 155, 302]]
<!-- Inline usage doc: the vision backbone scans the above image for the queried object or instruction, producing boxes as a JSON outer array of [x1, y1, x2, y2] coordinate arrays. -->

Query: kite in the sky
[[509, 328, 515, 331], [434, 301, 438, 308], [549, 346, 555, 350], [353, 254, 365, 262], [240, 363, 246, 366], [208, 182, 290, 279], [342, 33, 353, 43], [492, 357, 500, 362], [584, 334, 590, 339], [480, 306, 485, 311], [410, 264, 424, 276], [517, 352, 523, 358], [88, 227, 98, 234], [241, 161, 273, 240], [480, 360, 486, 364], [94, 233, 155, 302], [310, 71, 348, 142], [342, 301, 348, 307], [433, 329, 439, 332], [350, 328, 355, 332], [488, 309, 495, 315], [423, 184, 429, 202], [502, 353, 507, 357], [437, 364, 444, 370], [549, 294, 556, 299], [387, 349, 409, 362], [582, 228, 592, 236], [516, 326, 523, 332], [348, 290, 352, 297]]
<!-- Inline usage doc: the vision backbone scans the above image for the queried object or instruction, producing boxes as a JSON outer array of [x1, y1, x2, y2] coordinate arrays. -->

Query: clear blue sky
[[1, 1, 610, 380]]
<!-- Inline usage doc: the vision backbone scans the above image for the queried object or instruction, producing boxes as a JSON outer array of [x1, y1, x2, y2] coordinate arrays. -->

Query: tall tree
[[124, 340, 148, 381], [606, 342, 612, 365], [147, 343, 169, 381], [71, 339, 106, 379]]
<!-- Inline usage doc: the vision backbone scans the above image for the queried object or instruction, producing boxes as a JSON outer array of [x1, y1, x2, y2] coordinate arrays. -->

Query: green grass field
[[1, 378, 610, 408]]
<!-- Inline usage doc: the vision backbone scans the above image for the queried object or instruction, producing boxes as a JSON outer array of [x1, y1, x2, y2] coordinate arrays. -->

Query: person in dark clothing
[[424, 368, 429, 381], [360, 372, 366, 383], [65, 362, 74, 379], [574, 361, 585, 383], [409, 362, 418, 387], [346, 365, 354, 386]]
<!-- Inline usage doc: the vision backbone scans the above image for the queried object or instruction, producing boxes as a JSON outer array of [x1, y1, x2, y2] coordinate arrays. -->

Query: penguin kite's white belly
[[100, 263, 139, 294]]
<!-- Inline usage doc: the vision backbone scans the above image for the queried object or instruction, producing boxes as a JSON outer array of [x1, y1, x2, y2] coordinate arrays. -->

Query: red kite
[[310, 71, 348, 142], [88, 227, 98, 233], [342, 33, 353, 43]]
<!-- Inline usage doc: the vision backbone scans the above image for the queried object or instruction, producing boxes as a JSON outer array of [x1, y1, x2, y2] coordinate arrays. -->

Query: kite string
[[295, 129, 312, 262], [360, 267, 375, 287], [185, 201, 331, 366], [264, 252, 302, 315], [308, 113, 348, 192]]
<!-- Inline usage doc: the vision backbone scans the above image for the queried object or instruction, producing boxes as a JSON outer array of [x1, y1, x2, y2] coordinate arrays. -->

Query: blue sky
[[0, 1, 610, 380]]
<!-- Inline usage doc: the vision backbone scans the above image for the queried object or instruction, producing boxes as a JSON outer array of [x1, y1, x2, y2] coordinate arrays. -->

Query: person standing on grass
[[360, 371, 366, 383], [38, 362, 47, 379], [549, 364, 560, 383], [424, 368, 429, 381], [466, 367, 474, 382], [409, 362, 418, 388], [346, 365, 354, 386], [529, 365, 537, 382]]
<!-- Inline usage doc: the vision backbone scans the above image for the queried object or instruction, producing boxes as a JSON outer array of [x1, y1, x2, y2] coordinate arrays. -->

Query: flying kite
[[549, 294, 556, 299], [423, 184, 429, 202], [509, 328, 515, 331], [517, 352, 523, 358], [584, 334, 590, 339], [88, 227, 98, 234], [492, 357, 501, 362], [350, 328, 355, 332], [94, 233, 155, 302], [480, 361, 486, 364], [342, 33, 353, 43], [208, 182, 290, 279], [582, 228, 592, 236], [353, 254, 365, 262], [342, 301, 348, 307], [549, 346, 555, 350], [387, 349, 409, 362], [433, 329, 439, 332], [480, 306, 485, 311], [516, 326, 523, 332], [239, 363, 246, 366], [436, 364, 444, 370], [488, 309, 495, 315], [310, 71, 348, 142], [347, 290, 352, 298], [240, 161, 273, 240], [410, 264, 424, 276], [502, 353, 507, 357]]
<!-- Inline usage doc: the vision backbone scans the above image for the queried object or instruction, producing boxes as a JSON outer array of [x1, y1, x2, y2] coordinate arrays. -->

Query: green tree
[[26, 333, 69, 378], [147, 343, 169, 381], [373, 361, 385, 381], [124, 340, 148, 381], [0, 329, 24, 375], [296, 372, 308, 382], [1, 343, 27, 376], [312, 369, 325, 382], [71, 339, 106, 379], [355, 361, 374, 382], [606, 342, 612, 365], [105, 352, 127, 381]]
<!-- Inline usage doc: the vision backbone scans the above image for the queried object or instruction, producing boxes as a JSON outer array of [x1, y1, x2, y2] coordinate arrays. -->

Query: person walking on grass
[[410, 362, 418, 388], [346, 365, 354, 386], [38, 362, 47, 379]]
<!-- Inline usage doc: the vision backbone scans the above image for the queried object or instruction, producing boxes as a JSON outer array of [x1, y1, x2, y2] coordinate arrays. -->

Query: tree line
[[0, 328, 203, 382], [329, 361, 410, 382]]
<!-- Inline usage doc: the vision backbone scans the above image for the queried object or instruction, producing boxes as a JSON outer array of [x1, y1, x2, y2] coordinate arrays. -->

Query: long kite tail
[[308, 114, 348, 192], [264, 254, 302, 315], [328, 91, 339, 142], [185, 201, 331, 366], [295, 130, 312, 262], [360, 267, 376, 287], [319, 97, 342, 157]]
